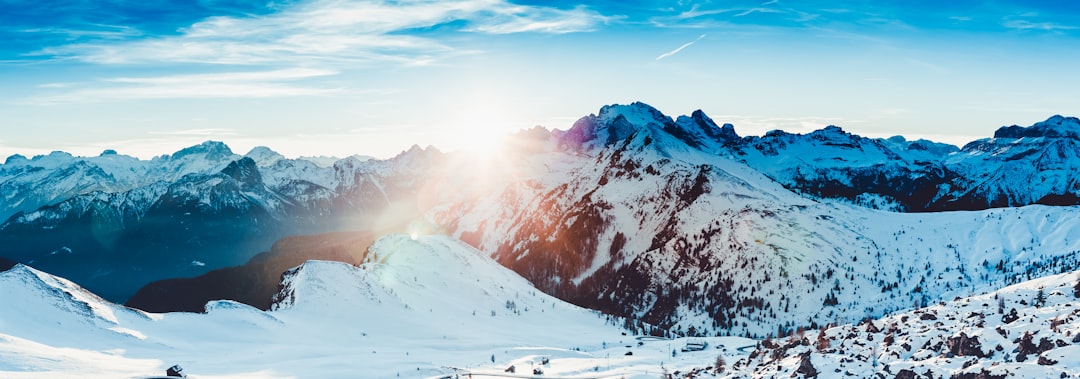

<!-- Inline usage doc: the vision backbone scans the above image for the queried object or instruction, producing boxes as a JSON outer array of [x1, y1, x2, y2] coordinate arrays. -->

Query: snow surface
[[3, 235, 1077, 378], [730, 270, 1080, 378], [436, 103, 1080, 338], [0, 234, 758, 378]]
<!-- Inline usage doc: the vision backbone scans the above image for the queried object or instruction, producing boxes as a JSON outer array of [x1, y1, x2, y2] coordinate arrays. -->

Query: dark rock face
[[794, 351, 817, 378], [1037, 355, 1058, 366], [946, 333, 989, 358], [993, 115, 1080, 139], [894, 369, 935, 379], [949, 369, 1006, 379], [1015, 332, 1057, 363]]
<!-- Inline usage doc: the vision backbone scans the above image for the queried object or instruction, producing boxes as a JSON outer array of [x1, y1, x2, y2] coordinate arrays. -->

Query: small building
[[682, 340, 708, 352]]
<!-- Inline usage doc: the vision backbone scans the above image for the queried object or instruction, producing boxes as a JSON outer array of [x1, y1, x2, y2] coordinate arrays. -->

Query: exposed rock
[[946, 332, 988, 358], [1037, 355, 1058, 366], [793, 351, 817, 378], [948, 369, 1005, 379]]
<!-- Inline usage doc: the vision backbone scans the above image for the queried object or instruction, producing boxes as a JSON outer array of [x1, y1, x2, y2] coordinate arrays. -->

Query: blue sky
[[2, 0, 1079, 159]]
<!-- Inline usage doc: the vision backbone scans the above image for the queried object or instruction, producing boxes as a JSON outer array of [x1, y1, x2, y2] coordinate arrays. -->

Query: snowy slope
[[437, 102, 1080, 339], [3, 239, 1077, 378], [726, 270, 1080, 379], [4, 102, 1080, 342], [0, 235, 634, 378]]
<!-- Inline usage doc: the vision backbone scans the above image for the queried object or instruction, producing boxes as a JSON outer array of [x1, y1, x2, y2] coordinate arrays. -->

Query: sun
[[449, 103, 514, 158]]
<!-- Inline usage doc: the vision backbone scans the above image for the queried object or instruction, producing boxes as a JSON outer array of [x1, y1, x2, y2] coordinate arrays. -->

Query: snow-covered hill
[[2, 237, 1077, 378], [726, 270, 1080, 379], [0, 234, 641, 378]]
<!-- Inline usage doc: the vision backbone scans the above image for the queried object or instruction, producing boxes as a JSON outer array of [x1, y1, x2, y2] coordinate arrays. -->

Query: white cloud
[[26, 68, 344, 104], [147, 128, 238, 137], [656, 34, 705, 60], [463, 4, 611, 34], [734, 7, 782, 17], [1002, 19, 1077, 31], [36, 0, 608, 66]]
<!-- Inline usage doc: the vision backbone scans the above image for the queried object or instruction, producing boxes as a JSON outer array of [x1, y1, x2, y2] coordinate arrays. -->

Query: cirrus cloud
[[34, 0, 609, 66], [26, 68, 346, 104]]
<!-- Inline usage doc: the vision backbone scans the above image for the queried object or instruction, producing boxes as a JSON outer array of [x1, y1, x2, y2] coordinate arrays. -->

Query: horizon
[[2, 1, 1079, 160], [1, 106, 1072, 162]]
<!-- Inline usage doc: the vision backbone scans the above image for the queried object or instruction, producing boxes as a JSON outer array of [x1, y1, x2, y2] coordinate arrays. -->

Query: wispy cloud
[[26, 68, 343, 104], [463, 4, 612, 34], [148, 128, 238, 137], [656, 34, 706, 60], [1002, 19, 1077, 31], [35, 0, 608, 66], [734, 7, 782, 17]]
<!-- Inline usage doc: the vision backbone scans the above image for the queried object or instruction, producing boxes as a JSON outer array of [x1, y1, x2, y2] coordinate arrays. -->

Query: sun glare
[[458, 126, 506, 157], [446, 97, 519, 158]]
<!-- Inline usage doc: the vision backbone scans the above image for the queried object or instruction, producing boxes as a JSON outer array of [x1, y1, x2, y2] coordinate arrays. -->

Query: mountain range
[[2, 102, 1080, 370]]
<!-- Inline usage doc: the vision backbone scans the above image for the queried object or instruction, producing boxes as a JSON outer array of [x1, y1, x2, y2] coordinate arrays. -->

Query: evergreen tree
[[714, 355, 726, 374]]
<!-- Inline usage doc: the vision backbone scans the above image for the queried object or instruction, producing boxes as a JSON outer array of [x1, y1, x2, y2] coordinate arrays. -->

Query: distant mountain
[[728, 114, 1080, 211], [0, 143, 442, 301]]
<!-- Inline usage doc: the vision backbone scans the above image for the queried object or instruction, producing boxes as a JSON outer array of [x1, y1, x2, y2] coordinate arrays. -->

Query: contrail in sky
[[656, 34, 706, 60]]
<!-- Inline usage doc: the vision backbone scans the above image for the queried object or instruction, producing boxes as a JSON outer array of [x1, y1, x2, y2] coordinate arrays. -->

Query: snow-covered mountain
[[728, 114, 1080, 211], [0, 143, 443, 301], [3, 101, 1080, 377], [438, 102, 1080, 338], [0, 234, 633, 378], [3, 101, 1080, 339]]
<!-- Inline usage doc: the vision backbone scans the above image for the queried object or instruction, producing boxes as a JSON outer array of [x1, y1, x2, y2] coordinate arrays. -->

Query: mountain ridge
[[3, 102, 1080, 328]]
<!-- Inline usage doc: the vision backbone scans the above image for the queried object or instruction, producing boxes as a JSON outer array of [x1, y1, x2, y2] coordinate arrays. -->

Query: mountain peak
[[560, 102, 747, 153], [173, 140, 234, 160], [560, 102, 676, 151], [596, 102, 672, 126], [220, 157, 263, 187], [671, 109, 740, 149], [3, 154, 28, 165], [993, 115, 1080, 139], [245, 146, 285, 166]]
